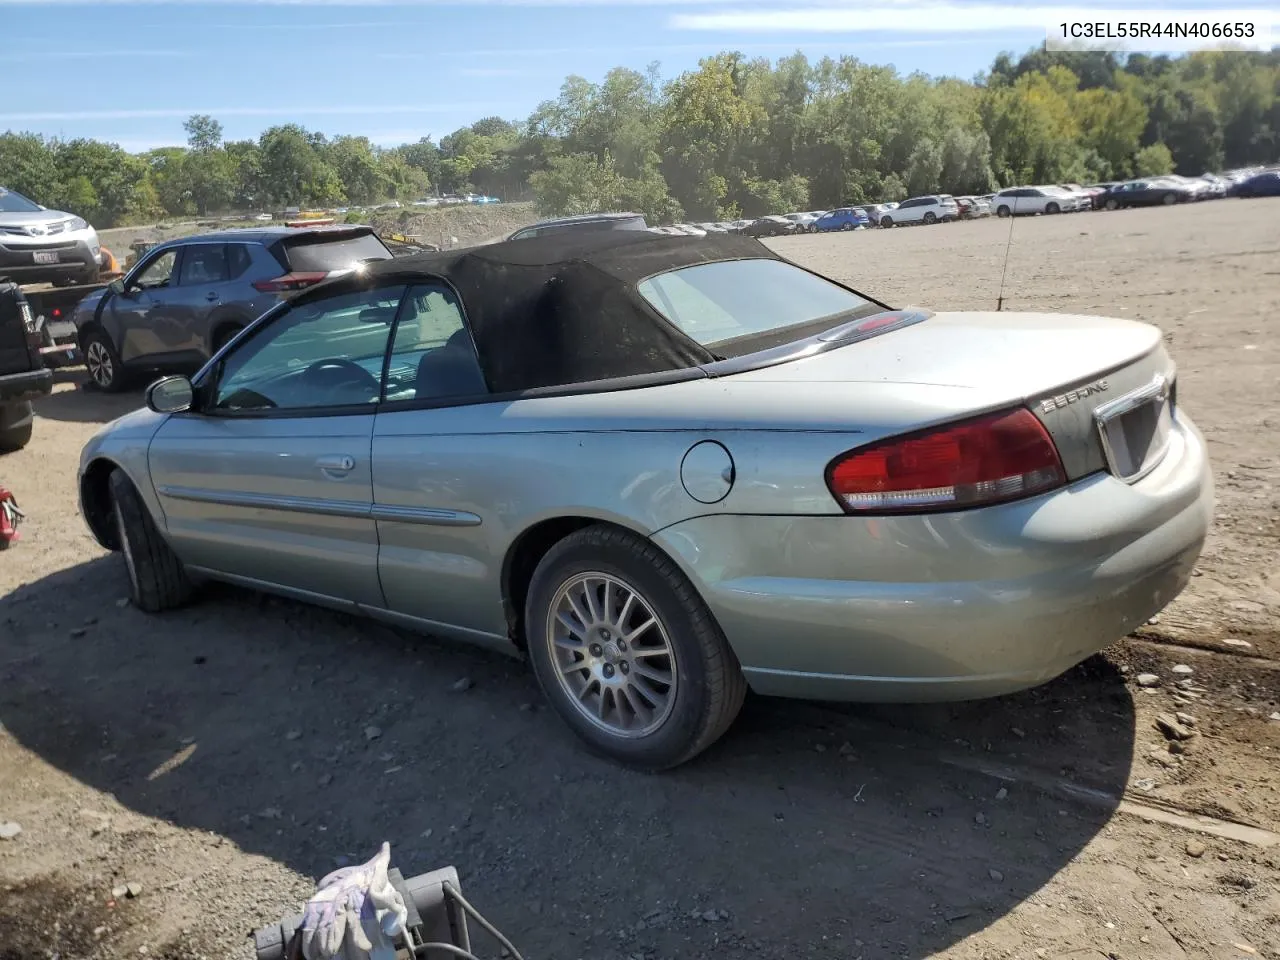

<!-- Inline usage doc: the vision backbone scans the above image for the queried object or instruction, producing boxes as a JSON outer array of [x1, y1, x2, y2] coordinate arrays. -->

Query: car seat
[[415, 329, 487, 400]]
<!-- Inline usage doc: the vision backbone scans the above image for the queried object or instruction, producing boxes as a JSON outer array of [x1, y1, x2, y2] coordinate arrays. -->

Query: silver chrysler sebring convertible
[[78, 231, 1213, 769]]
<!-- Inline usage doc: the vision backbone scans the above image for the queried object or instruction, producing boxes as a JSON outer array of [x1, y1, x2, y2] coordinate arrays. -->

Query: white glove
[[298, 842, 408, 960]]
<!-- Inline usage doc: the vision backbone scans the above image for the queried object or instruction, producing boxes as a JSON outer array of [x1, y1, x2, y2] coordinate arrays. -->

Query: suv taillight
[[252, 271, 328, 293], [826, 407, 1066, 514]]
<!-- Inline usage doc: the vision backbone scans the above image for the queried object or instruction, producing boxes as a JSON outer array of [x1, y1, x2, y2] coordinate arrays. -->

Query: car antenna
[[995, 202, 1016, 312], [988, 203, 1018, 316]]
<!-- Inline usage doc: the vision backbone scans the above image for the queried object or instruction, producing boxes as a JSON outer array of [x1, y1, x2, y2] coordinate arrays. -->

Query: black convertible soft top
[[308, 230, 789, 394]]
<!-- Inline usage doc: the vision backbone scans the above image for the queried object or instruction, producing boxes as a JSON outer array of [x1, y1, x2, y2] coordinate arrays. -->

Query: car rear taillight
[[252, 271, 328, 294], [826, 407, 1066, 514]]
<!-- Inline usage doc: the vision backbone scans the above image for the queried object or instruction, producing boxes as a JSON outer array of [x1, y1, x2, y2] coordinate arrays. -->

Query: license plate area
[[1094, 374, 1174, 483], [32, 251, 60, 264]]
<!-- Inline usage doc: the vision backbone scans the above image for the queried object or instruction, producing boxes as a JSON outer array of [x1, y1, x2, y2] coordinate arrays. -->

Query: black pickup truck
[[0, 280, 54, 451]]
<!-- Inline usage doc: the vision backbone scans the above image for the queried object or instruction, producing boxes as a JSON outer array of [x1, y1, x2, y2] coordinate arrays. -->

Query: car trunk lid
[[725, 310, 1175, 482]]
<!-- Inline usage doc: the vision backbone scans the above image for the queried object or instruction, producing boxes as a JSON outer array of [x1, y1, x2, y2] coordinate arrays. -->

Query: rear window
[[637, 258, 877, 356], [281, 232, 392, 272]]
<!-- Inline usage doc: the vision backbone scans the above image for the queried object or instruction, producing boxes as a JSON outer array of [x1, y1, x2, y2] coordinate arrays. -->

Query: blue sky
[[2, 0, 1273, 152]]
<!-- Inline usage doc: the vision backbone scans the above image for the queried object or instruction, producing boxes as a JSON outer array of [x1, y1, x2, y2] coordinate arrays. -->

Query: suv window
[[227, 243, 254, 280], [385, 284, 486, 403], [213, 285, 406, 412], [279, 232, 392, 273], [178, 244, 230, 286], [133, 250, 179, 290]]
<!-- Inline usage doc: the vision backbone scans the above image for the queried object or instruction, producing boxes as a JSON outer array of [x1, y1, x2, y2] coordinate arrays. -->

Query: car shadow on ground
[[1, 556, 1136, 960], [33, 376, 142, 425]]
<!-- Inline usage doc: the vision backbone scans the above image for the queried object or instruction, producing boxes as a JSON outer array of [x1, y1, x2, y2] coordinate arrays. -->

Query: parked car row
[[700, 164, 1278, 236]]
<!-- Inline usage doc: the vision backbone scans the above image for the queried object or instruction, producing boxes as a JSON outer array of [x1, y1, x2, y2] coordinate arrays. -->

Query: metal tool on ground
[[252, 856, 525, 960]]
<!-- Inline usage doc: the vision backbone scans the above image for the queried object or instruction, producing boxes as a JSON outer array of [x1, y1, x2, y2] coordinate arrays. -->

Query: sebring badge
[[1038, 379, 1110, 414]]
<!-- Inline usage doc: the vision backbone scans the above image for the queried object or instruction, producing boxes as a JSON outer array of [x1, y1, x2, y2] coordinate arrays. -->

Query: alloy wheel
[[86, 341, 114, 388], [546, 571, 677, 738]]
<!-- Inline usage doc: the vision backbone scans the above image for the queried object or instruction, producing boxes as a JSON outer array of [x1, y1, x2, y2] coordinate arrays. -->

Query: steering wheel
[[301, 358, 380, 399]]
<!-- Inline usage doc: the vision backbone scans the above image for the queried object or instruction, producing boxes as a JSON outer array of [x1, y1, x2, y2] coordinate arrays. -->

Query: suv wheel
[[1045, 202, 1060, 214], [923, 211, 937, 224], [82, 329, 124, 392], [879, 216, 894, 228], [526, 525, 746, 770], [997, 205, 1012, 218]]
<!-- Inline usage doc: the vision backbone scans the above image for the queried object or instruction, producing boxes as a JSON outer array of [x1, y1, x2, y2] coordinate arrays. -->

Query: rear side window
[[637, 258, 875, 355], [384, 283, 486, 403], [227, 244, 254, 280], [178, 244, 230, 285], [281, 232, 392, 272]]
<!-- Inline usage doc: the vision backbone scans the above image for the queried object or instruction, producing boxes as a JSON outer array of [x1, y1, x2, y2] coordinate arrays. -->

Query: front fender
[[78, 407, 172, 545]]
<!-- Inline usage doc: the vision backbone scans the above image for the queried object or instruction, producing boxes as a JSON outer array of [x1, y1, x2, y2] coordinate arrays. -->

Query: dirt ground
[[3, 200, 1279, 960]]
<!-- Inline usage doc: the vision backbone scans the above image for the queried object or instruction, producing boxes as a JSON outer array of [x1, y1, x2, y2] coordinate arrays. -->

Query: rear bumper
[[653, 413, 1213, 703], [0, 367, 53, 404]]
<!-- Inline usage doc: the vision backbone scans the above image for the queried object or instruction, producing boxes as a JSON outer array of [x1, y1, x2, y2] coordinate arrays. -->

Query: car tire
[[997, 205, 1011, 218], [109, 469, 193, 613], [525, 524, 747, 771], [840, 222, 852, 231], [923, 212, 937, 224], [1162, 193, 1176, 205], [81, 328, 125, 393], [1105, 198, 1119, 211], [1045, 202, 1060, 214], [879, 216, 894, 228], [0, 409, 33, 453]]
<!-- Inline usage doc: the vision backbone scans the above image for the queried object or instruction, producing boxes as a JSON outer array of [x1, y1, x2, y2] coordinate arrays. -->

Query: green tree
[[0, 133, 63, 204], [1133, 142, 1175, 176], [183, 114, 223, 152], [258, 124, 344, 207], [329, 136, 386, 205]]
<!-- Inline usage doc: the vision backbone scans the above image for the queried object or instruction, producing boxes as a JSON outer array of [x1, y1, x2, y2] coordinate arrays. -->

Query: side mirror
[[146, 375, 194, 414], [108, 278, 127, 296]]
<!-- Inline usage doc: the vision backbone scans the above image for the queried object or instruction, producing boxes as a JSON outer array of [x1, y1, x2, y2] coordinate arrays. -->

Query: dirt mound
[[367, 202, 538, 248]]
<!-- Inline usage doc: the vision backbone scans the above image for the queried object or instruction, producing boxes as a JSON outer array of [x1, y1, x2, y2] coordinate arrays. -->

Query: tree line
[[1, 46, 1276, 229]]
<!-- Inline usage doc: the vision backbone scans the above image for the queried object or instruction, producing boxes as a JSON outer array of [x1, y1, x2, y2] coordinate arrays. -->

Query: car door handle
[[316, 455, 356, 475]]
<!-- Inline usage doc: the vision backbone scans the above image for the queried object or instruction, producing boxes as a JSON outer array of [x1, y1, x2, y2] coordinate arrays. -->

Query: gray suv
[[70, 226, 393, 392]]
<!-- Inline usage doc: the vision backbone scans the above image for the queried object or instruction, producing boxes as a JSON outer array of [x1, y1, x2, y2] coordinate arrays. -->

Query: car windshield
[[636, 258, 878, 356], [0, 188, 43, 214]]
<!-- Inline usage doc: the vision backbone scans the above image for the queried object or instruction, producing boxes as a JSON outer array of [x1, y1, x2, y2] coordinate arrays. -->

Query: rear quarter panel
[[371, 376, 990, 635]]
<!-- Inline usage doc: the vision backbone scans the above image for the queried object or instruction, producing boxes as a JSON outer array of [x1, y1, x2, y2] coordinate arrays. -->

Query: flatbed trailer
[[19, 281, 106, 366]]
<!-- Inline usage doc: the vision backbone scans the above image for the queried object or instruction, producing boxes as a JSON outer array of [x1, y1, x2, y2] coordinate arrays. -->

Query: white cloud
[[670, 4, 1280, 33], [0, 104, 490, 122]]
